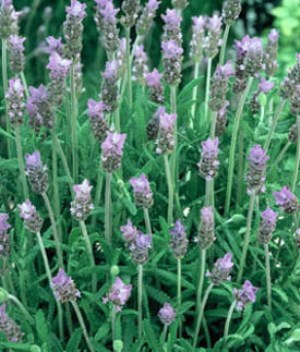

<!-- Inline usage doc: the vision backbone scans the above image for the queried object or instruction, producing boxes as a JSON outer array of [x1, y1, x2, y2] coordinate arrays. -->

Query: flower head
[[0, 304, 23, 342], [234, 280, 258, 311], [66, 0, 86, 20], [158, 303, 176, 326], [197, 207, 215, 249], [25, 151, 48, 194], [170, 220, 188, 258], [198, 138, 220, 180], [47, 52, 71, 79], [258, 207, 277, 244], [247, 145, 269, 195], [18, 200, 43, 233], [0, 214, 10, 233], [156, 112, 177, 154], [208, 253, 234, 285], [52, 268, 81, 303], [101, 132, 127, 172], [46, 36, 63, 55], [129, 232, 152, 265], [120, 220, 138, 244], [103, 277, 132, 311], [71, 179, 94, 221], [274, 186, 298, 213], [25, 151, 42, 169], [259, 78, 274, 94], [130, 174, 153, 208]]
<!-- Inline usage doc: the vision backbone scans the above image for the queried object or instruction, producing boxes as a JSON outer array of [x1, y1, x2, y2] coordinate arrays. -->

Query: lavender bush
[[0, 0, 300, 351]]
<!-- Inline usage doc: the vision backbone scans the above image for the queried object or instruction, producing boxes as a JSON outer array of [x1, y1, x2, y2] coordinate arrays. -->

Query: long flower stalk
[[105, 172, 112, 244], [164, 155, 174, 225], [170, 85, 178, 222], [204, 58, 212, 124], [92, 160, 104, 228], [196, 248, 206, 311], [223, 300, 236, 337], [225, 77, 253, 216], [138, 264, 143, 339], [15, 126, 29, 199], [275, 141, 291, 165], [219, 24, 230, 65], [20, 72, 29, 99], [177, 257, 182, 337], [191, 62, 200, 124], [52, 119, 61, 241], [193, 282, 214, 348], [125, 28, 132, 109], [143, 207, 152, 236], [79, 221, 97, 293], [237, 194, 256, 283], [291, 115, 300, 192], [264, 243, 272, 309], [8, 293, 34, 326], [70, 62, 78, 182]]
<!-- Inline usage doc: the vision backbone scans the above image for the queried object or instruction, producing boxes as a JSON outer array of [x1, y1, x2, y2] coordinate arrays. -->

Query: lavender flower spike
[[205, 15, 222, 59], [46, 36, 63, 55], [169, 220, 188, 258], [0, 213, 11, 258], [87, 99, 108, 143], [274, 186, 298, 213], [133, 45, 149, 84], [158, 303, 176, 326], [233, 280, 258, 311], [101, 132, 127, 172], [207, 253, 234, 285], [198, 138, 220, 180], [6, 77, 25, 125], [0, 0, 19, 39], [145, 69, 164, 104], [0, 213, 11, 233], [222, 0, 242, 25], [8, 35, 25, 74], [156, 112, 177, 155], [18, 200, 43, 233], [129, 232, 152, 265], [161, 39, 183, 86], [101, 60, 119, 112], [70, 179, 94, 221], [247, 145, 269, 195], [162, 9, 182, 44], [52, 268, 81, 303], [120, 220, 138, 244], [136, 0, 160, 37], [25, 151, 48, 194], [190, 16, 206, 63], [0, 304, 23, 342], [258, 208, 277, 244], [197, 206, 215, 249], [121, 0, 140, 28], [130, 173, 153, 208], [264, 29, 279, 77], [147, 106, 165, 141], [103, 277, 132, 312]]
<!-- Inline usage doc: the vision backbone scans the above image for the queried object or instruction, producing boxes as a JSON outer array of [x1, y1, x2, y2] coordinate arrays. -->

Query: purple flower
[[274, 186, 298, 213], [0, 213, 10, 233], [0, 304, 23, 342], [52, 268, 81, 303], [247, 145, 269, 195], [136, 0, 160, 37], [133, 45, 149, 83], [18, 200, 43, 233], [6, 77, 25, 125], [258, 207, 277, 244], [87, 99, 108, 142], [129, 232, 152, 265], [190, 16, 206, 62], [205, 15, 222, 59], [101, 60, 119, 111], [100, 2, 119, 22], [8, 35, 25, 73], [234, 280, 258, 311], [198, 138, 220, 180], [87, 99, 107, 117], [101, 132, 127, 172], [25, 151, 42, 169], [170, 220, 188, 258], [217, 62, 235, 77], [103, 277, 132, 311], [158, 303, 176, 326], [147, 0, 160, 12], [66, 0, 86, 20], [120, 220, 138, 243], [161, 39, 183, 59], [259, 78, 274, 94], [8, 35, 25, 51], [247, 145, 269, 170], [47, 53, 71, 79], [162, 9, 181, 31], [162, 39, 183, 85], [207, 14, 222, 32], [25, 151, 48, 194], [71, 179, 94, 221], [95, 0, 111, 8], [156, 112, 177, 154], [208, 253, 234, 285], [130, 174, 153, 208], [46, 36, 63, 55], [146, 69, 162, 88], [197, 207, 215, 249], [268, 29, 279, 43]]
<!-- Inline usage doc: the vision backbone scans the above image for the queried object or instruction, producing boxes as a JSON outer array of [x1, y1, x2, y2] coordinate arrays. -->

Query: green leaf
[[144, 319, 164, 352], [66, 328, 82, 352], [35, 310, 49, 345]]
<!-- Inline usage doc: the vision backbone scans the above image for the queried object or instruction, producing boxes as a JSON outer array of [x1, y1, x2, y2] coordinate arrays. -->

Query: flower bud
[[25, 151, 48, 194], [101, 132, 127, 173], [258, 208, 277, 244], [158, 303, 176, 326], [51, 268, 81, 303], [274, 186, 298, 214], [207, 253, 233, 285], [70, 179, 94, 221]]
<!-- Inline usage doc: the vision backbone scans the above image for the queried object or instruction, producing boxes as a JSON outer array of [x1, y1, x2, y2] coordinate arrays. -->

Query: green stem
[[275, 141, 291, 165], [219, 24, 231, 65], [8, 294, 34, 326], [196, 249, 206, 311], [71, 301, 94, 352], [191, 62, 200, 124], [70, 62, 78, 182], [264, 243, 272, 310], [264, 99, 286, 152], [193, 282, 214, 349], [164, 155, 174, 225], [210, 111, 217, 139], [52, 123, 61, 241], [225, 77, 253, 216], [114, 107, 121, 132], [143, 207, 152, 236], [177, 257, 182, 337], [138, 264, 143, 339], [79, 221, 97, 293], [36, 231, 64, 340], [15, 126, 29, 199], [2, 38, 12, 157], [161, 324, 168, 344], [205, 179, 214, 207], [236, 128, 244, 207], [92, 159, 104, 228], [105, 172, 112, 244], [204, 58, 212, 124], [42, 192, 63, 267], [112, 304, 116, 343], [20, 72, 29, 99], [291, 115, 300, 192], [237, 194, 256, 283], [125, 28, 132, 109], [223, 301, 236, 338]]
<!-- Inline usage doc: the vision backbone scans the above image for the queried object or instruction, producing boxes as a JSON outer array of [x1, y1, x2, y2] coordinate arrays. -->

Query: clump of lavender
[[197, 207, 215, 250], [25, 151, 48, 194], [0, 304, 23, 342], [46, 36, 63, 55], [215, 101, 229, 137], [145, 69, 164, 104], [274, 186, 298, 213], [246, 145, 269, 195], [101, 132, 127, 172], [87, 99, 108, 143], [169, 220, 188, 258], [158, 303, 176, 326], [250, 78, 274, 113], [70, 179, 94, 221], [47, 52, 71, 105], [233, 280, 258, 311], [222, 0, 242, 25], [258, 208, 277, 244], [0, 0, 19, 39], [161, 39, 183, 86], [147, 107, 165, 141], [207, 253, 234, 285], [121, 0, 140, 28], [26, 85, 53, 132], [6, 78, 25, 126], [63, 0, 86, 60], [190, 16, 206, 63], [52, 268, 81, 303], [94, 1, 120, 53], [103, 277, 132, 312], [130, 174, 154, 208], [18, 200, 43, 233], [204, 15, 222, 59], [121, 220, 138, 244], [0, 213, 11, 259], [133, 45, 149, 84], [136, 0, 160, 38], [162, 9, 182, 44], [209, 62, 234, 112], [101, 60, 119, 112], [264, 29, 279, 77], [198, 138, 220, 180], [8, 35, 25, 74], [156, 112, 177, 155]]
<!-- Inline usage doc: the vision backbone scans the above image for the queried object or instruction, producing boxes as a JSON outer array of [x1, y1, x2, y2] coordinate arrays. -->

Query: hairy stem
[[138, 264, 143, 339], [125, 28, 132, 109], [191, 62, 200, 124], [225, 77, 253, 216], [177, 257, 182, 337], [223, 300, 236, 338], [219, 24, 230, 65], [8, 294, 34, 326], [196, 249, 206, 311], [143, 207, 152, 236], [164, 155, 174, 225], [92, 159, 104, 228], [52, 121, 61, 241], [15, 126, 29, 199], [291, 115, 300, 192], [237, 194, 256, 283], [105, 172, 112, 244], [111, 304, 116, 343], [264, 243, 272, 310], [204, 58, 212, 125], [20, 72, 29, 99], [70, 62, 78, 182], [275, 141, 291, 165]]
